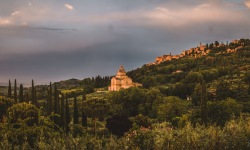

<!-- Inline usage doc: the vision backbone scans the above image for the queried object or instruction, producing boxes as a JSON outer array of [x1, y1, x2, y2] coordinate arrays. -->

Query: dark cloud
[[0, 35, 156, 85], [31, 27, 77, 32]]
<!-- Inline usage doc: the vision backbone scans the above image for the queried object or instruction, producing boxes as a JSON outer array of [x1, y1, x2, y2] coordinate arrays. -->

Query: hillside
[[128, 38, 250, 100]]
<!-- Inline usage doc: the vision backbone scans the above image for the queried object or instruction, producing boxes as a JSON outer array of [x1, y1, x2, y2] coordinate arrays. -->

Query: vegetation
[[0, 38, 250, 149]]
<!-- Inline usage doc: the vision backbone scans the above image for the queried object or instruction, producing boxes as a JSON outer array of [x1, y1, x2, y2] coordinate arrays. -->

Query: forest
[[0, 39, 250, 149]]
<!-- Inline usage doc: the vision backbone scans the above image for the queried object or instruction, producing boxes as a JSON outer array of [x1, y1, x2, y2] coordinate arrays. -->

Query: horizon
[[1, 0, 250, 85]]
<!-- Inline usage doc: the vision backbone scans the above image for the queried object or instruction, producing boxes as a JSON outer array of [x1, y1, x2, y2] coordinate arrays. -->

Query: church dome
[[116, 65, 126, 77]]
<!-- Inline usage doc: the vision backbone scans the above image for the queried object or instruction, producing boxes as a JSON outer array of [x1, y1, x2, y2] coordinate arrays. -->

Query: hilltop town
[[148, 39, 245, 66]]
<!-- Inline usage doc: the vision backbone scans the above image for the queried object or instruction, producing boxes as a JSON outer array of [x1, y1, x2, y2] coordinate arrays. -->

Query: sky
[[0, 0, 250, 86]]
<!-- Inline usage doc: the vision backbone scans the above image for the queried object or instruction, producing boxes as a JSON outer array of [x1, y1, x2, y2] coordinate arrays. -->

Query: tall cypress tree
[[34, 87, 37, 106], [82, 94, 87, 128], [201, 80, 208, 126], [58, 92, 61, 117], [60, 94, 65, 128], [19, 84, 24, 103], [14, 79, 17, 103], [54, 84, 58, 114], [8, 79, 11, 98], [248, 84, 250, 95], [48, 82, 53, 114], [52, 84, 59, 126], [65, 94, 70, 134], [25, 93, 29, 103], [192, 83, 202, 106], [73, 94, 79, 124], [46, 88, 50, 114], [31, 80, 35, 104]]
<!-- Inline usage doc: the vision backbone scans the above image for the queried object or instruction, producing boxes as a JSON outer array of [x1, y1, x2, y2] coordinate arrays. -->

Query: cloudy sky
[[0, 0, 250, 85]]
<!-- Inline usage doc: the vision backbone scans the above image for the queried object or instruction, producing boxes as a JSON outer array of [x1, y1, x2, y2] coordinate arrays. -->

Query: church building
[[108, 66, 142, 91]]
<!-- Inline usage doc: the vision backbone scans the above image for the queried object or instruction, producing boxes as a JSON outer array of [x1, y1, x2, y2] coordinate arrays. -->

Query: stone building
[[155, 54, 173, 64], [108, 66, 142, 91]]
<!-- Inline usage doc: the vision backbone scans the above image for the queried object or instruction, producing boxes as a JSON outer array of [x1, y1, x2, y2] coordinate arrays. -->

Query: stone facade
[[108, 66, 142, 91]]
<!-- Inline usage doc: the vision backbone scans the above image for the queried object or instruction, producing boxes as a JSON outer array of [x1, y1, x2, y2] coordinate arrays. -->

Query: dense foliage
[[1, 116, 250, 149]]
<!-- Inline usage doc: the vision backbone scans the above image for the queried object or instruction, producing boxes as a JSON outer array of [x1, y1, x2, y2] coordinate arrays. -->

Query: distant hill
[[54, 78, 81, 89]]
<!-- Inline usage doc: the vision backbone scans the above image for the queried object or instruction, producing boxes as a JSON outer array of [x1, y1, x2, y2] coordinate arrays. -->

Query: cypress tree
[[48, 82, 53, 114], [46, 88, 50, 115], [65, 94, 70, 134], [34, 87, 37, 106], [19, 84, 24, 103], [192, 83, 202, 106], [73, 94, 79, 124], [25, 93, 29, 103], [53, 84, 60, 126], [82, 94, 87, 128], [201, 80, 208, 126], [60, 94, 65, 128], [8, 79, 11, 98], [31, 80, 35, 104], [14, 79, 17, 103], [58, 92, 61, 117], [248, 84, 250, 95], [54, 84, 58, 114]]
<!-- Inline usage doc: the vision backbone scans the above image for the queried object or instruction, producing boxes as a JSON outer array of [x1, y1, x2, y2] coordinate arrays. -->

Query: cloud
[[1, 1, 247, 30], [64, 3, 74, 10], [0, 18, 11, 25], [84, 2, 248, 29], [155, 7, 168, 12], [0, 3, 78, 27], [146, 3, 246, 27], [245, 0, 250, 8], [0, 36, 156, 85], [11, 11, 20, 16], [0, 11, 26, 26]]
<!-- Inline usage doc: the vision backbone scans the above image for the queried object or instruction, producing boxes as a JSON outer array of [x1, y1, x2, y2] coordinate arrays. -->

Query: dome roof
[[116, 65, 126, 77]]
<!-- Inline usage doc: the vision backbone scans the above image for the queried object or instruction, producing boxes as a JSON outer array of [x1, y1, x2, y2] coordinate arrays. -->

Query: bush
[[7, 102, 38, 126], [157, 96, 189, 125], [130, 114, 152, 128], [207, 98, 240, 126]]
